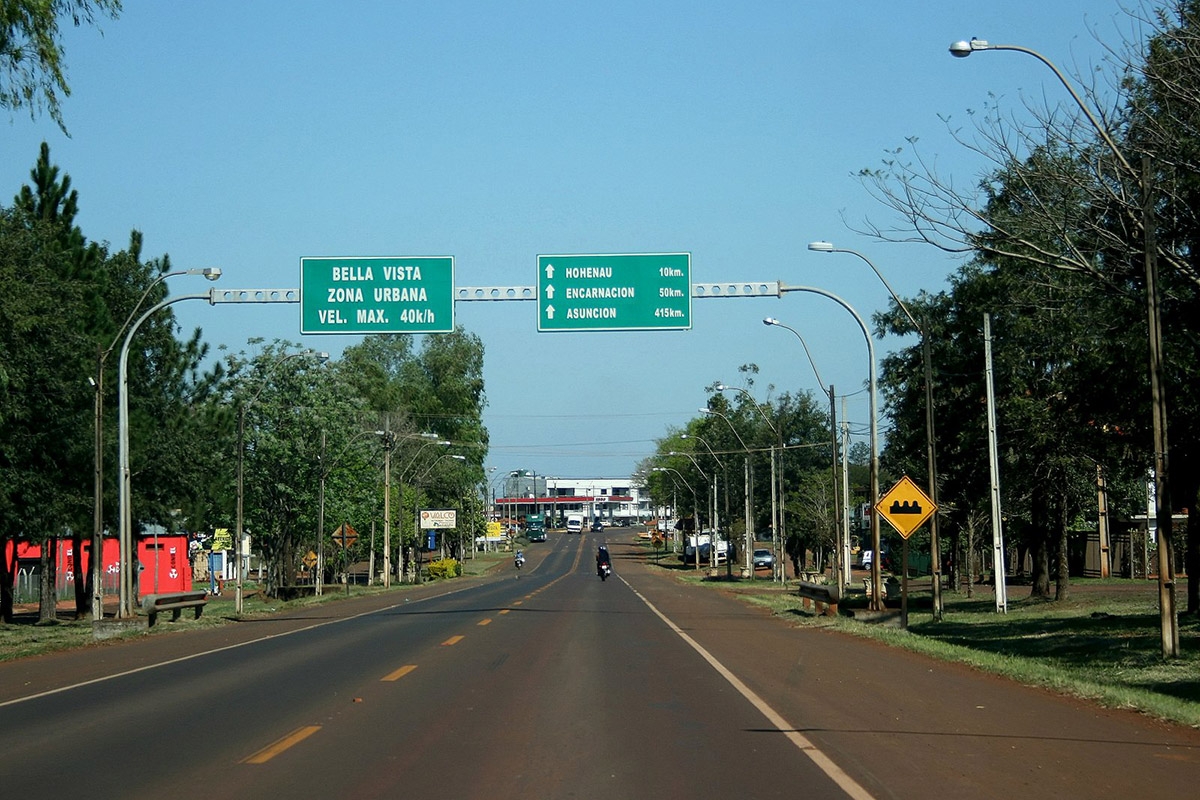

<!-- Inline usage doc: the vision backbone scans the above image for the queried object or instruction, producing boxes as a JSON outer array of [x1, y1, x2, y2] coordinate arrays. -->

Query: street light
[[91, 266, 220, 621], [700, 407, 755, 576], [716, 383, 786, 583], [236, 349, 328, 613], [765, 285, 882, 608], [763, 316, 845, 589], [806, 242, 944, 617], [671, 450, 715, 570], [653, 466, 698, 561], [682, 433, 730, 573], [950, 37, 1178, 655], [116, 272, 222, 618], [379, 433, 446, 586]]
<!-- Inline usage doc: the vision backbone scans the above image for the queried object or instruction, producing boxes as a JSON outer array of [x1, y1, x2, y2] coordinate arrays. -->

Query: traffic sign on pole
[[300, 256, 454, 334], [875, 475, 937, 539], [537, 253, 691, 332]]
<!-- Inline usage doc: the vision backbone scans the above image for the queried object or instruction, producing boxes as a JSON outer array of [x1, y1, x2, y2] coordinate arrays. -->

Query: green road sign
[[300, 256, 455, 334], [537, 253, 691, 332]]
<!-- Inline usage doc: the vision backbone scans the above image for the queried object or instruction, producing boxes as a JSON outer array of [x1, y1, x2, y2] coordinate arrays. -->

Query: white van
[[566, 514, 585, 534]]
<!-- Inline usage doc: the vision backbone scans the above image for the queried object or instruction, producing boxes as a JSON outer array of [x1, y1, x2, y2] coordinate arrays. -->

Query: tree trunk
[[1, 533, 15, 623], [71, 529, 88, 619], [1186, 487, 1199, 616], [38, 537, 58, 624], [1055, 490, 1071, 602], [1030, 485, 1052, 598]]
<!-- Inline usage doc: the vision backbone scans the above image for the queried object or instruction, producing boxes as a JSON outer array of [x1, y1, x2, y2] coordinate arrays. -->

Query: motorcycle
[[514, 552, 526, 571], [598, 561, 611, 581]]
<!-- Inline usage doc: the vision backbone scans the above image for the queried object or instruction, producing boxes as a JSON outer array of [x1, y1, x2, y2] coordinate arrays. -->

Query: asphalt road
[[2, 532, 1198, 799]]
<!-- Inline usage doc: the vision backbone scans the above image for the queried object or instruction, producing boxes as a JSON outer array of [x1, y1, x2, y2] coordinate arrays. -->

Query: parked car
[[753, 548, 775, 570]]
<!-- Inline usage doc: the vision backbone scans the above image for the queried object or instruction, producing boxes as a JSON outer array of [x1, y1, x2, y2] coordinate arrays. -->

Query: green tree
[[860, 3, 1200, 610], [0, 0, 121, 130], [0, 209, 93, 622]]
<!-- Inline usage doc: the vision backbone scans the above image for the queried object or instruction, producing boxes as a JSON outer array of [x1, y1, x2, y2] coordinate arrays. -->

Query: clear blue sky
[[2, 1, 1126, 481]]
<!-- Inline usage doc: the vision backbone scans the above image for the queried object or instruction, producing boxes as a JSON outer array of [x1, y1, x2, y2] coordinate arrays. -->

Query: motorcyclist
[[514, 550, 525, 569], [596, 545, 611, 577]]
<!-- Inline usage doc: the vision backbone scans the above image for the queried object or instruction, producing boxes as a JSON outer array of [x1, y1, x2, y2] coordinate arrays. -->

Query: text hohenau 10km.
[[300, 256, 455, 334], [537, 253, 691, 332]]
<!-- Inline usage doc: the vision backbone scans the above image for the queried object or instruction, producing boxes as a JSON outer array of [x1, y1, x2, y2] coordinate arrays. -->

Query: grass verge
[[670, 558, 1200, 729], [1, 550, 511, 663]]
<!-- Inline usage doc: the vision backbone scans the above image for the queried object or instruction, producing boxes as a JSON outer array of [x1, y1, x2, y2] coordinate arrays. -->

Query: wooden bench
[[797, 580, 841, 616], [141, 591, 208, 626]]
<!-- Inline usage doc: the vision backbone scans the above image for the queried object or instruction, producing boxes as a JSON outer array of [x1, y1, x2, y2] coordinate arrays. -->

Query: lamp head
[[763, 317, 779, 326], [949, 38, 987, 57], [202, 267, 222, 281], [715, 383, 727, 392], [806, 241, 834, 252]]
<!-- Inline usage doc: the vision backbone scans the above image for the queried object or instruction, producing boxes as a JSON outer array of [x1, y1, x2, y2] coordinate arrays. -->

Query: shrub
[[427, 558, 461, 579]]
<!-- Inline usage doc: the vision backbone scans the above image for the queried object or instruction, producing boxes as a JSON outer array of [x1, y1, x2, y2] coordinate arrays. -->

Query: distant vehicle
[[591, 519, 603, 532], [566, 514, 584, 534], [683, 533, 728, 565], [526, 513, 547, 542], [753, 548, 775, 570]]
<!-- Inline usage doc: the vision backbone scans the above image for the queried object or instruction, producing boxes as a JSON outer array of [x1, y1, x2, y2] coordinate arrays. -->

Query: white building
[[495, 474, 652, 527]]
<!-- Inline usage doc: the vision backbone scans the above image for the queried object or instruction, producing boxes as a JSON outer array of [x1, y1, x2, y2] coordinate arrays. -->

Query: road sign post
[[876, 475, 936, 539], [875, 476, 937, 628], [537, 253, 691, 331], [300, 256, 455, 334]]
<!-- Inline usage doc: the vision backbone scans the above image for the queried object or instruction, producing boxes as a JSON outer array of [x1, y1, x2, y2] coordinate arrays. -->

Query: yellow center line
[[477, 618, 492, 626], [241, 725, 322, 764], [498, 609, 510, 615], [442, 635, 464, 646], [382, 664, 417, 682]]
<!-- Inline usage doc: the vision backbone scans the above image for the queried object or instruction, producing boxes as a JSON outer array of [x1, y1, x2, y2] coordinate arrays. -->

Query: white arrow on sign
[[544, 284, 555, 299], [546, 304, 555, 319], [544, 263, 555, 279]]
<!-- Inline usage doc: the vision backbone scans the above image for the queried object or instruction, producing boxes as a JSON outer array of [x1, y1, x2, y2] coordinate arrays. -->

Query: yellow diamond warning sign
[[875, 475, 936, 539]]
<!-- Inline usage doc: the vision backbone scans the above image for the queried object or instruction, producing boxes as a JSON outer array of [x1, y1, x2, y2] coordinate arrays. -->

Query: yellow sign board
[[875, 475, 936, 539], [212, 528, 233, 551]]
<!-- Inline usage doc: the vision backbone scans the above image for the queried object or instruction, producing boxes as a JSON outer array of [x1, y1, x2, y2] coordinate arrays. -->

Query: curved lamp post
[[671, 450, 715, 570], [653, 466, 698, 558], [806, 241, 943, 618], [92, 266, 219, 620], [380, 434, 447, 585], [768, 284, 881, 608], [763, 316, 845, 589], [950, 37, 1177, 655], [716, 383, 786, 583], [683, 433, 732, 573], [117, 276, 222, 618], [700, 407, 755, 576]]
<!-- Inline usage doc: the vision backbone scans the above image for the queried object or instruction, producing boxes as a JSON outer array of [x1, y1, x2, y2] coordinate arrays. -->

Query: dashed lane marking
[[241, 725, 322, 764]]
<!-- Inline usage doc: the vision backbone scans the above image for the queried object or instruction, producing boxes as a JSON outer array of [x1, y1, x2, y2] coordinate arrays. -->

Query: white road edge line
[[620, 575, 877, 800]]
